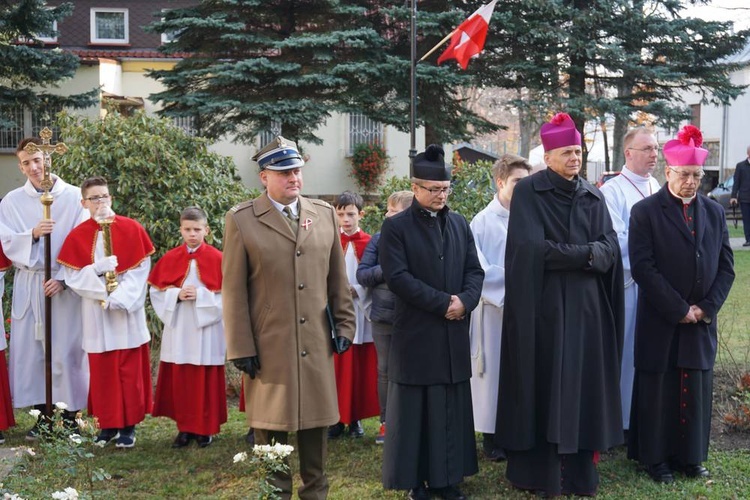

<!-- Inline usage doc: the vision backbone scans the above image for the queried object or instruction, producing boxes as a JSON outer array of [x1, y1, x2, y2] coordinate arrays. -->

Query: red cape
[[0, 244, 10, 271], [148, 243, 222, 292], [57, 216, 154, 274], [340, 229, 371, 261]]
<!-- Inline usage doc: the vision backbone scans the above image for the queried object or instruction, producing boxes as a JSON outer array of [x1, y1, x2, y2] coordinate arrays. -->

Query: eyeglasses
[[85, 194, 111, 203], [667, 167, 704, 182], [416, 185, 452, 196], [628, 146, 660, 153]]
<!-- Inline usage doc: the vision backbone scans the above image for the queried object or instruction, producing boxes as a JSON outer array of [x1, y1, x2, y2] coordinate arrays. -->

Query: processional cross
[[23, 127, 68, 417]]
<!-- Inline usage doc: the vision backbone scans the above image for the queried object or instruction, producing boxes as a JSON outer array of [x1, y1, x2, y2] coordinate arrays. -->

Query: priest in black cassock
[[495, 113, 625, 497], [627, 125, 734, 483], [379, 144, 484, 500]]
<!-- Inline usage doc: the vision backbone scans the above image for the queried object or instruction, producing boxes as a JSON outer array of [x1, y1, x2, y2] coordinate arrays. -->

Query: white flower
[[252, 443, 294, 461], [25, 448, 35, 457], [28, 409, 41, 418], [51, 488, 79, 500], [4, 493, 25, 500], [75, 418, 87, 429], [94, 440, 106, 448], [68, 434, 82, 444], [233, 451, 247, 463], [54, 402, 68, 411]]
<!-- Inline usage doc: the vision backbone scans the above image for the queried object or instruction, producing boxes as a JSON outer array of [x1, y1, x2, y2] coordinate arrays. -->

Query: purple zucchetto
[[540, 113, 582, 152]]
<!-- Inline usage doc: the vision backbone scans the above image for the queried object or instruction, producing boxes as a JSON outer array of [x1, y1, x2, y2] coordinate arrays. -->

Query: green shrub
[[53, 109, 255, 342]]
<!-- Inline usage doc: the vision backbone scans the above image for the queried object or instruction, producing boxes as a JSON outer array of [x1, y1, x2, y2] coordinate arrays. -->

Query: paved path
[[730, 237, 750, 251], [0, 446, 21, 480]]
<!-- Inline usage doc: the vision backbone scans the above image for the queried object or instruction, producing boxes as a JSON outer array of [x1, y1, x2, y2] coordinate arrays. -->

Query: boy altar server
[[58, 176, 154, 448], [329, 191, 379, 439], [149, 206, 227, 448]]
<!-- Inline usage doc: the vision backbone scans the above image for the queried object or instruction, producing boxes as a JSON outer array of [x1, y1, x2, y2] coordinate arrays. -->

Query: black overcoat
[[628, 187, 734, 372], [379, 199, 484, 385], [495, 169, 625, 454]]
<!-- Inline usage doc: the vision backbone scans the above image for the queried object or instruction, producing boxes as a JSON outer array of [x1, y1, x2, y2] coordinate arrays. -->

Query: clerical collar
[[341, 227, 361, 236], [186, 244, 202, 254], [620, 166, 651, 184], [545, 167, 579, 192], [667, 185, 696, 205], [268, 195, 299, 217]]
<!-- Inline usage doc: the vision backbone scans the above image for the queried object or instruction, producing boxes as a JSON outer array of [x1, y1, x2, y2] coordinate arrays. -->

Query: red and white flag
[[437, 0, 497, 70]]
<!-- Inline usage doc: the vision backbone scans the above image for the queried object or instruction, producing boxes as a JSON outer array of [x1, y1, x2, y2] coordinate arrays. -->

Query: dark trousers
[[371, 321, 392, 422], [740, 202, 750, 242], [254, 427, 328, 500]]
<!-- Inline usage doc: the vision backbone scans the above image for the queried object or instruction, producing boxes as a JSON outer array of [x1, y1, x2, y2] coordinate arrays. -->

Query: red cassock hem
[[153, 361, 227, 435], [87, 344, 153, 429], [0, 352, 15, 430], [333, 343, 380, 423]]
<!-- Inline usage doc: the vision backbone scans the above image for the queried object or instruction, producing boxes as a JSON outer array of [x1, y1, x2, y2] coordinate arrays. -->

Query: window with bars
[[258, 121, 282, 148], [0, 106, 61, 152], [171, 116, 196, 136], [91, 8, 128, 44], [348, 113, 383, 156]]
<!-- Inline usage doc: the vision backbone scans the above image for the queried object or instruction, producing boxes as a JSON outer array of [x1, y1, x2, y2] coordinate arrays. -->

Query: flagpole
[[409, 0, 417, 168], [419, 29, 456, 62]]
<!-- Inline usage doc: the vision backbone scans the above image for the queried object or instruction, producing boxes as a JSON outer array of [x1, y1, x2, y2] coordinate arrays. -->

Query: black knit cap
[[411, 144, 451, 181]]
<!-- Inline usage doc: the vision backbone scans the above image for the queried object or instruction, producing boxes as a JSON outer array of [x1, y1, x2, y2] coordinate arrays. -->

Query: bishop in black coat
[[379, 145, 484, 499], [495, 113, 624, 497], [627, 127, 734, 483]]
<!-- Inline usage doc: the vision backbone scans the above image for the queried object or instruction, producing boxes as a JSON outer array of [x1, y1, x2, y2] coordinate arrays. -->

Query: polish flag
[[437, 0, 498, 70]]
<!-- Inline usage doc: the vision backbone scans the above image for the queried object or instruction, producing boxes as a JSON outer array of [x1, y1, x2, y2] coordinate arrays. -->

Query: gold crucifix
[[23, 127, 68, 220]]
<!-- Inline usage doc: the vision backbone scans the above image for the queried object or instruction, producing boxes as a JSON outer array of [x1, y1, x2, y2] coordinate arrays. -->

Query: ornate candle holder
[[94, 205, 118, 295]]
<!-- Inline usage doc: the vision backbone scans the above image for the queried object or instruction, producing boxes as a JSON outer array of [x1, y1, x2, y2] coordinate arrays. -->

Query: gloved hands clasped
[[233, 356, 261, 379]]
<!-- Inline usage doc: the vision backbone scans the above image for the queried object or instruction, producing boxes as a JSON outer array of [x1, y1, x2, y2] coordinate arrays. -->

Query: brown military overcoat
[[222, 192, 355, 431]]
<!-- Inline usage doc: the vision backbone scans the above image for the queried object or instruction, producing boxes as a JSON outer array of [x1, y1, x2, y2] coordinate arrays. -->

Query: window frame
[[90, 7, 129, 44], [347, 113, 384, 156]]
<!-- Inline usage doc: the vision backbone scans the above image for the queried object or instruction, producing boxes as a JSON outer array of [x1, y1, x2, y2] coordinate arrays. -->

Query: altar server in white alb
[[149, 206, 227, 449], [469, 154, 531, 462], [57, 176, 154, 449], [0, 137, 89, 439], [599, 126, 661, 434]]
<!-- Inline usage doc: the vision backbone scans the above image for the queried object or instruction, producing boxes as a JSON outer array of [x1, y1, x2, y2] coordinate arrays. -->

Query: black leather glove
[[233, 356, 261, 379], [335, 336, 352, 354]]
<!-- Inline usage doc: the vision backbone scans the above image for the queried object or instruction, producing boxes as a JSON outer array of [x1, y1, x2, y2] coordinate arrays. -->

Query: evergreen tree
[[147, 0, 499, 146], [0, 1, 96, 129], [471, 0, 749, 166]]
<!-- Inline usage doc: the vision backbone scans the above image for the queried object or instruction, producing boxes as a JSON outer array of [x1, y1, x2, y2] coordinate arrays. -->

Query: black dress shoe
[[327, 422, 345, 439], [172, 431, 192, 448], [432, 485, 466, 500], [743, 241, 750, 247], [678, 463, 710, 478], [646, 462, 674, 483], [484, 447, 506, 462], [407, 484, 429, 500], [195, 434, 213, 448]]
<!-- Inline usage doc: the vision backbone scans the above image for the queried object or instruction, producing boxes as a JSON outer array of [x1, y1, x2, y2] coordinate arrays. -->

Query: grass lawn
[[1, 225, 749, 498]]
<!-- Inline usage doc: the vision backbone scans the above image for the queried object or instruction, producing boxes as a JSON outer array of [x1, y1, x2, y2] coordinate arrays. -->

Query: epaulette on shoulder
[[229, 200, 253, 214], [310, 199, 333, 210]]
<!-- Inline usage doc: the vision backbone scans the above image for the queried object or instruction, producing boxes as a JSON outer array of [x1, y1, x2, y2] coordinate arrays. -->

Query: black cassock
[[495, 169, 624, 495], [379, 200, 484, 490]]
